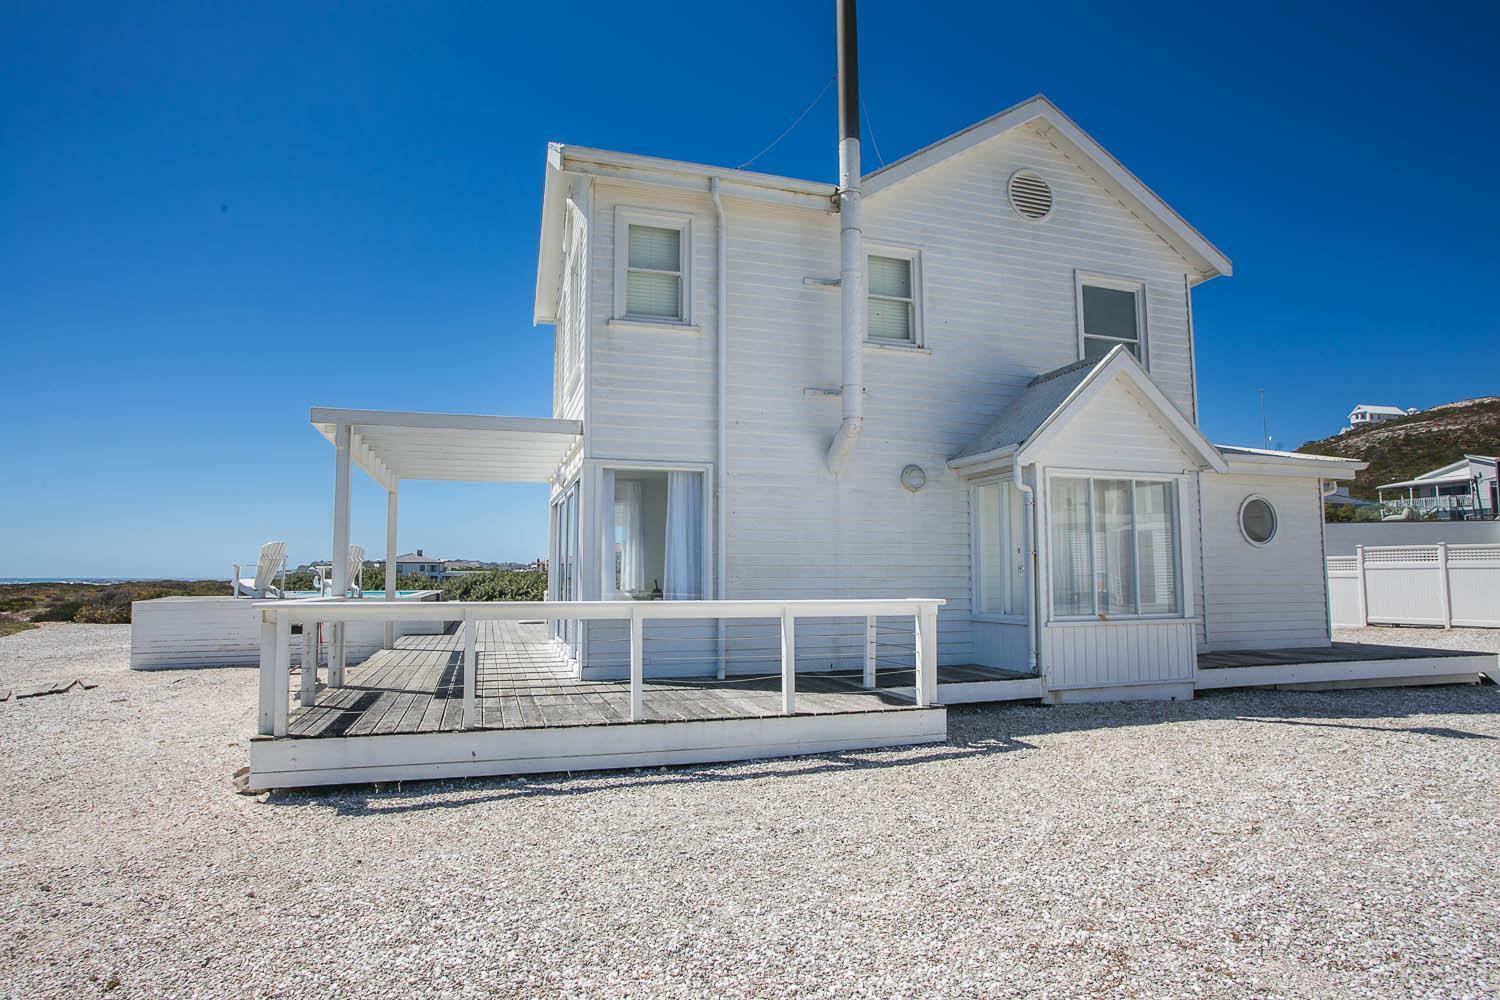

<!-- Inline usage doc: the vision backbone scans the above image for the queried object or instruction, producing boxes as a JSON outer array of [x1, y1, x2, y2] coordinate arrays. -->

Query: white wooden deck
[[249, 621, 950, 789]]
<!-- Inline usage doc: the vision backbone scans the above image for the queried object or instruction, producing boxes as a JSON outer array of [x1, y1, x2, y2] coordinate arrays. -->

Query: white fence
[[254, 597, 945, 738], [1328, 544, 1500, 629]]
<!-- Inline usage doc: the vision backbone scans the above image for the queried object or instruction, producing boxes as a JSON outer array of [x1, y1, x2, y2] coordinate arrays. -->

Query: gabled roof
[[862, 95, 1231, 280], [534, 94, 1231, 321], [395, 552, 442, 563], [1349, 403, 1409, 417], [1378, 455, 1498, 490], [949, 345, 1227, 473]]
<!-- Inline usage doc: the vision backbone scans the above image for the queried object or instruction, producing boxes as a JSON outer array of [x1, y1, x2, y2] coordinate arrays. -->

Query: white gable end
[[1034, 375, 1204, 473], [862, 121, 1201, 420]]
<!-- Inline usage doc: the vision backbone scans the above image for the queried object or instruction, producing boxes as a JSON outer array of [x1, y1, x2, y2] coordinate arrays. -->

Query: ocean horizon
[[0, 577, 221, 585]]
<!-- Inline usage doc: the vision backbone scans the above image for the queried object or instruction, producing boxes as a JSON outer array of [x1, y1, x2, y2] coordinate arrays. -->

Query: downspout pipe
[[826, 0, 864, 477], [711, 177, 729, 677], [1013, 463, 1038, 673]]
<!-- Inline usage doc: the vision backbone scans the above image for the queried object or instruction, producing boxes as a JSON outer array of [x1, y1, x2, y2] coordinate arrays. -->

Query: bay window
[[1048, 475, 1180, 619]]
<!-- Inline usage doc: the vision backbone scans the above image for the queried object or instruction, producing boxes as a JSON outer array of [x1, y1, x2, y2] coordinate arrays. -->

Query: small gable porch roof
[[948, 346, 1228, 475]]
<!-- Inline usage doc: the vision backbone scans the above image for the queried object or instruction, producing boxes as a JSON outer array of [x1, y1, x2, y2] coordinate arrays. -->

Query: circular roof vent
[[1008, 169, 1053, 221]]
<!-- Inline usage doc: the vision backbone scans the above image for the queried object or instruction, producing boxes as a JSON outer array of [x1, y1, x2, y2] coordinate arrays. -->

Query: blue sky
[[3, 1, 1497, 578]]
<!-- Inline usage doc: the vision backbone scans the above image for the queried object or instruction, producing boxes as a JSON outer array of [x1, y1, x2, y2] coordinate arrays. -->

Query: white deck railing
[[254, 598, 945, 738]]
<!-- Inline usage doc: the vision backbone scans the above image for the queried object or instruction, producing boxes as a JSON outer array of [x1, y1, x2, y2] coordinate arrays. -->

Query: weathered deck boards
[[286, 620, 993, 740], [1198, 641, 1481, 670]]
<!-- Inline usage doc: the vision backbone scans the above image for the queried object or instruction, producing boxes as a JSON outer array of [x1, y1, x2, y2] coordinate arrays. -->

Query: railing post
[[299, 620, 317, 707], [1437, 542, 1452, 629], [1354, 545, 1368, 627], [780, 607, 796, 715], [863, 615, 877, 688], [628, 608, 644, 722], [914, 604, 938, 708], [257, 612, 276, 736], [272, 610, 291, 737], [328, 622, 345, 688], [462, 611, 477, 729]]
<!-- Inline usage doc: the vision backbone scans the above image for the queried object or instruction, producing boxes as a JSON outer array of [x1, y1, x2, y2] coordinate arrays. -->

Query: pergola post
[[330, 421, 352, 687], [384, 480, 398, 649]]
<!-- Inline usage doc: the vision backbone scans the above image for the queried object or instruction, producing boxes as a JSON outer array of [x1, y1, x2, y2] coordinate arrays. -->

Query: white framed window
[[971, 478, 1026, 618], [596, 462, 711, 601], [1047, 474, 1181, 619], [867, 247, 922, 346], [1076, 272, 1146, 366], [614, 207, 691, 324], [1238, 495, 1277, 546]]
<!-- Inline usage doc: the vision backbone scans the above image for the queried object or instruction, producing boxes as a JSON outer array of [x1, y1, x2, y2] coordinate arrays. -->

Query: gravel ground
[[2, 623, 1498, 999]]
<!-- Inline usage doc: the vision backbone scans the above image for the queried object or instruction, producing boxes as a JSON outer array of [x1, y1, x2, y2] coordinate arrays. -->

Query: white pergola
[[310, 407, 582, 647]]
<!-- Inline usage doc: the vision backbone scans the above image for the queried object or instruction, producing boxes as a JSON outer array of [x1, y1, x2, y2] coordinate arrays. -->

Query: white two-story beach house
[[531, 93, 1367, 702]]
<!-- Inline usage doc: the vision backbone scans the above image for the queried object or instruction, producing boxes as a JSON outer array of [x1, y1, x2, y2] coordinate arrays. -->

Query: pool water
[[285, 590, 432, 599]]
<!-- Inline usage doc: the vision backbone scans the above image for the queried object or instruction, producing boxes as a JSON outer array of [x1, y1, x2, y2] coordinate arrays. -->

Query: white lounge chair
[[232, 541, 288, 599], [317, 544, 366, 598]]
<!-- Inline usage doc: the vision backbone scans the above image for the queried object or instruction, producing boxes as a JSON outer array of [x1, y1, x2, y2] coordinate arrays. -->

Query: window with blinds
[[625, 224, 684, 320], [867, 253, 919, 344], [1048, 475, 1181, 619]]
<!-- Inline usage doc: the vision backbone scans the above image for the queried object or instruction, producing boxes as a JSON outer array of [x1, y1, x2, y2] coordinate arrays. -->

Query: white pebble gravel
[[2, 623, 1498, 998]]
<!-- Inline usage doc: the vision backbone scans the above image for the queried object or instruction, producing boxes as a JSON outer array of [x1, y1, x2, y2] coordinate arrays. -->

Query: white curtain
[[616, 478, 645, 595], [664, 471, 703, 600], [599, 468, 615, 598]]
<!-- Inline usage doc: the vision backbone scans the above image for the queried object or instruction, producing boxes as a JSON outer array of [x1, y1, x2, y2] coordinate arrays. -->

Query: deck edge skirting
[[1195, 654, 1496, 691], [249, 707, 948, 788]]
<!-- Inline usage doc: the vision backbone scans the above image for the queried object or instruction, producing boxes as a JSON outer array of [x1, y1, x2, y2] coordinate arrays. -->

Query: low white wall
[[130, 595, 444, 670], [1324, 521, 1500, 555]]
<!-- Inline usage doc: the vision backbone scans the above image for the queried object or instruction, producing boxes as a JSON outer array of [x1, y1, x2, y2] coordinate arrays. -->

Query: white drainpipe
[[711, 177, 729, 677], [826, 0, 864, 478], [1013, 463, 1038, 673]]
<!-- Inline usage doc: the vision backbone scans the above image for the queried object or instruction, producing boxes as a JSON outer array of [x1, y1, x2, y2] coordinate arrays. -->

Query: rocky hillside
[[1297, 397, 1500, 499]]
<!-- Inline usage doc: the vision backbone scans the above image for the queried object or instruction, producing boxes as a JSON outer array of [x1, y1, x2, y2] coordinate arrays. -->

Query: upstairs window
[[615, 208, 692, 325], [1077, 274, 1145, 364], [867, 250, 922, 346]]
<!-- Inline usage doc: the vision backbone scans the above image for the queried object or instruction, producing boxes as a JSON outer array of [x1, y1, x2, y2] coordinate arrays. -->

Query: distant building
[[395, 550, 446, 580], [1345, 403, 1416, 433], [1377, 455, 1498, 521]]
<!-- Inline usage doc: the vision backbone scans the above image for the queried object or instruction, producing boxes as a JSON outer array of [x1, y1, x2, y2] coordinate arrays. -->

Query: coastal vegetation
[[0, 568, 549, 637]]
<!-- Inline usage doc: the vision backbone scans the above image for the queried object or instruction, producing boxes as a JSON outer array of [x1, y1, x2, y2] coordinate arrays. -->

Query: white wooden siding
[[1042, 620, 1197, 690], [1200, 474, 1331, 650], [573, 120, 1208, 670]]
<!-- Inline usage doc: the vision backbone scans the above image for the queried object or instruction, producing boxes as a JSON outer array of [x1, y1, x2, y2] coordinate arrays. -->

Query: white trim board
[[248, 708, 947, 790]]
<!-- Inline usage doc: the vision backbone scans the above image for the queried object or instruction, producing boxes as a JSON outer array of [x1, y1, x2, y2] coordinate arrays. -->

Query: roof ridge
[[1027, 357, 1098, 387]]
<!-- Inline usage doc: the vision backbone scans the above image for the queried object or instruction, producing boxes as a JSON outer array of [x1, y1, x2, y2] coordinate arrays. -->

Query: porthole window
[[1239, 496, 1277, 545]]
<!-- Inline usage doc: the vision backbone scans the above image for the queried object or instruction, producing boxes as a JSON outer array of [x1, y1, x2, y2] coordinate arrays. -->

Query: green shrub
[[440, 569, 547, 602], [32, 600, 85, 622]]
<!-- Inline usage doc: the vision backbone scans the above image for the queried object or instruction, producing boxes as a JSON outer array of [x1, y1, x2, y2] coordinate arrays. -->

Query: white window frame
[[1075, 271, 1148, 369], [968, 474, 1027, 624], [587, 459, 714, 602], [1237, 494, 1278, 547], [613, 206, 693, 327], [1043, 468, 1189, 623], [865, 244, 925, 350]]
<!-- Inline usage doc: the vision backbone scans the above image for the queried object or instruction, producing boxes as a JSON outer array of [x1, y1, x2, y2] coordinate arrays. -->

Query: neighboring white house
[[395, 550, 446, 580], [1345, 403, 1415, 432], [1377, 455, 1499, 521], [530, 93, 1368, 701]]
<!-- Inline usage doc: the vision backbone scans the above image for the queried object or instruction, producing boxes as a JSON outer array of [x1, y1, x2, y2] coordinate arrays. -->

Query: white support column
[[1354, 545, 1368, 627], [384, 482, 398, 649], [914, 604, 938, 708], [272, 610, 291, 737], [257, 613, 277, 736], [780, 608, 797, 715], [461, 611, 477, 728], [628, 608, 644, 722], [863, 615, 877, 688], [331, 422, 352, 598], [1437, 542, 1452, 629], [299, 622, 317, 707]]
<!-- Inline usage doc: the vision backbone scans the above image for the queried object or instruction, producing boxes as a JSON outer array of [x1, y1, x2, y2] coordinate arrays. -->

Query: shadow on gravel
[[262, 684, 1498, 812], [264, 731, 1040, 813]]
